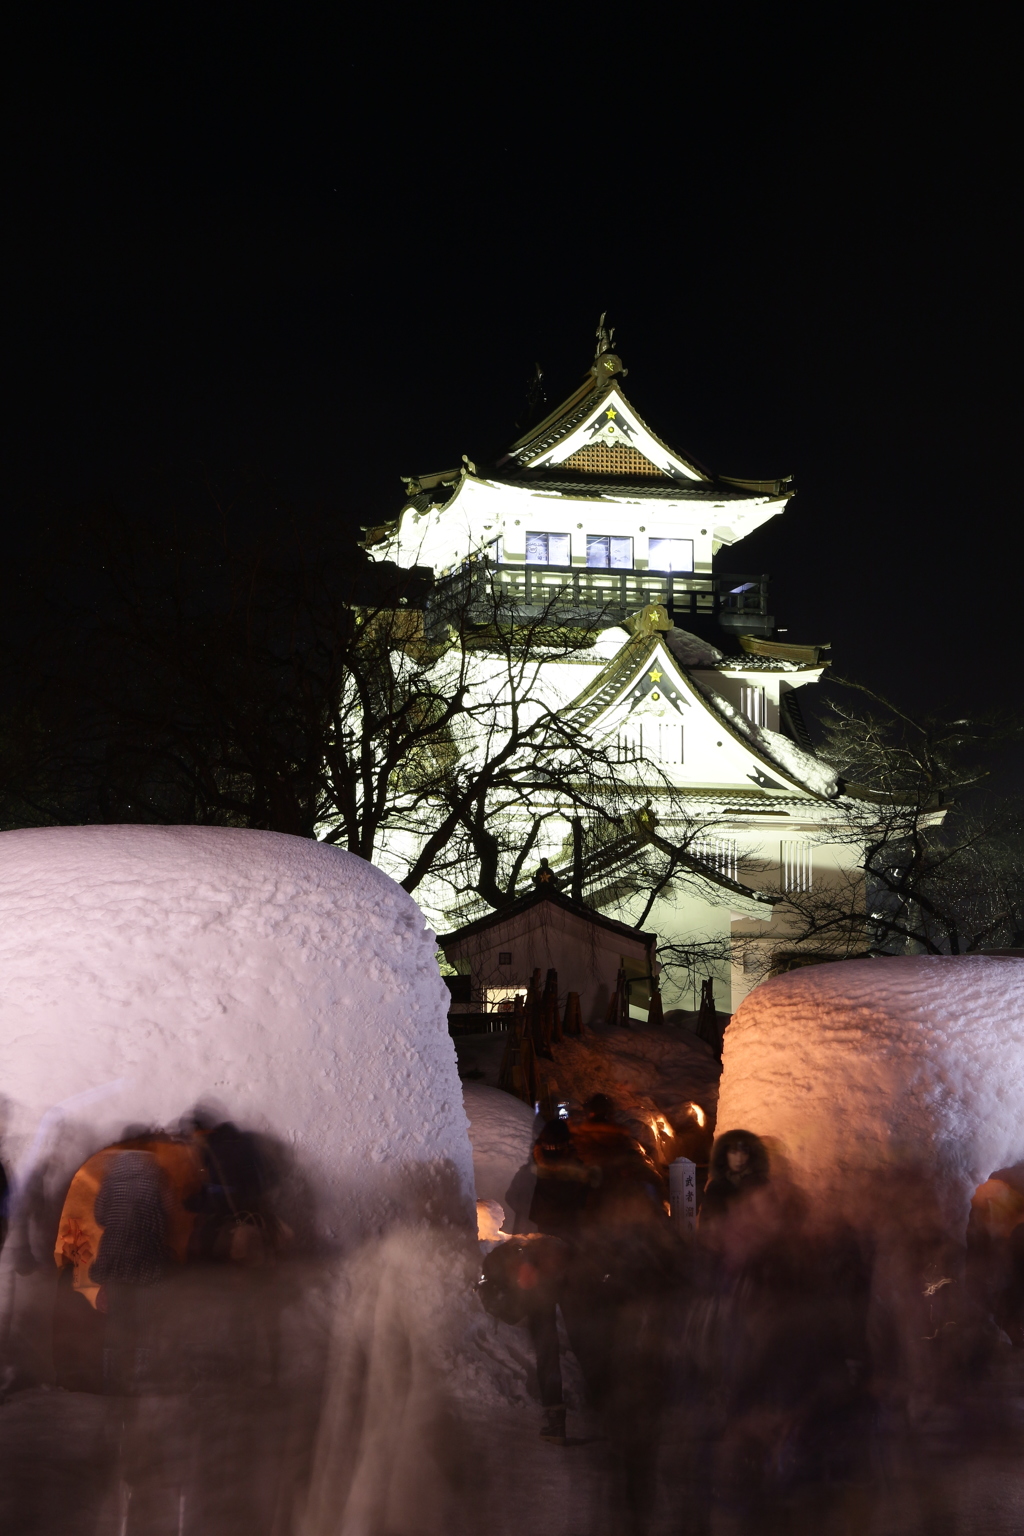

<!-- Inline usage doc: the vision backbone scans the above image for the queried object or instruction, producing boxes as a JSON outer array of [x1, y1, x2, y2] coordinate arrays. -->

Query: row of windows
[[521, 532, 694, 573], [691, 837, 813, 893]]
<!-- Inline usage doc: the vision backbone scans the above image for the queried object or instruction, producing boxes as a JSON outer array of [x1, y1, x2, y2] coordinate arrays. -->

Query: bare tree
[[0, 502, 727, 932], [761, 679, 1024, 961]]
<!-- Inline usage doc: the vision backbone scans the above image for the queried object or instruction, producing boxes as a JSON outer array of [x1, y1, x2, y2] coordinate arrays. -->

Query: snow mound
[[462, 1083, 534, 1208], [717, 956, 1024, 1224], [0, 825, 474, 1257]]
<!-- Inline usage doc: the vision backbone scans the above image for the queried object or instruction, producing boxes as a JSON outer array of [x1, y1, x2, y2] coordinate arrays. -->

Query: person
[[567, 1093, 679, 1530], [483, 1113, 606, 1445], [479, 1228, 571, 1442], [530, 1116, 594, 1237], [185, 1118, 272, 1261], [91, 1150, 171, 1393], [699, 1128, 769, 1225], [531, 1098, 678, 1477], [515, 1117, 592, 1442], [570, 1093, 666, 1216]]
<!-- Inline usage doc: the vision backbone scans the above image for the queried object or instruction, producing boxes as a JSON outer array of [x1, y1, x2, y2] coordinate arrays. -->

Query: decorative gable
[[565, 622, 836, 800], [530, 388, 706, 482], [560, 441, 668, 477]]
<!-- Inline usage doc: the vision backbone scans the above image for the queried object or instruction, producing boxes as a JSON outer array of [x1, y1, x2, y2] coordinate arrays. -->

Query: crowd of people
[[480, 1092, 1024, 1531], [5, 1094, 1024, 1531]]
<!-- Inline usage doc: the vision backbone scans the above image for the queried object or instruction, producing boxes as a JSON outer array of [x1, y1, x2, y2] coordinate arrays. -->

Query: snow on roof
[[718, 956, 1024, 1227], [687, 672, 840, 799]]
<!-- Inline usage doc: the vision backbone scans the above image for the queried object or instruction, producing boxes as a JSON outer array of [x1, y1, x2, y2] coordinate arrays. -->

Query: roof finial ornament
[[595, 311, 615, 359], [592, 312, 626, 382]]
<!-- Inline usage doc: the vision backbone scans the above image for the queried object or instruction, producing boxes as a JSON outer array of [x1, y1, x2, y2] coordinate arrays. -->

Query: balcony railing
[[429, 559, 771, 632]]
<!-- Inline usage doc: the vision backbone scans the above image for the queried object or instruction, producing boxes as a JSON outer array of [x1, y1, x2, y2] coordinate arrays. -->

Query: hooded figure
[[700, 1128, 769, 1226]]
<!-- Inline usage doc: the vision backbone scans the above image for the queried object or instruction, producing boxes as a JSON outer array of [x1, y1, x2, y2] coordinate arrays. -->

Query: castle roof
[[563, 606, 840, 802], [392, 324, 794, 515], [435, 878, 658, 951]]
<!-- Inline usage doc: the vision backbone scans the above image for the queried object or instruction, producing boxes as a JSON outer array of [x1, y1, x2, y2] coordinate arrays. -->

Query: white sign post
[[669, 1156, 698, 1236]]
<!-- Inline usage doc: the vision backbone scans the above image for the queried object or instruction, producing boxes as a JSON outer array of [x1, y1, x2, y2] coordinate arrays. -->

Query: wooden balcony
[[430, 560, 771, 632]]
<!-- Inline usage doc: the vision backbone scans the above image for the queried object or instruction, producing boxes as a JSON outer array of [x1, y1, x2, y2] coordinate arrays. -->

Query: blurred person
[[509, 1116, 593, 1441], [698, 1129, 769, 1227], [555, 1094, 680, 1530], [571, 1093, 659, 1189], [502, 1156, 537, 1235], [301, 1222, 484, 1536], [186, 1117, 275, 1262], [53, 1130, 204, 1391], [91, 1150, 172, 1395], [692, 1132, 875, 1521], [966, 1176, 1024, 1344], [479, 1227, 571, 1441]]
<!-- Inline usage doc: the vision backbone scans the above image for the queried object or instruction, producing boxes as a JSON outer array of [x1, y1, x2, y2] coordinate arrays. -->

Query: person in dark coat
[[565, 1094, 679, 1530], [699, 1128, 770, 1226], [185, 1119, 271, 1261], [518, 1118, 593, 1442], [92, 1150, 171, 1393], [529, 1117, 593, 1238]]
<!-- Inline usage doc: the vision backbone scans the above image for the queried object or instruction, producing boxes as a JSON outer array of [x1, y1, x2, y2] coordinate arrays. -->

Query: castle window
[[586, 535, 633, 569], [656, 723, 684, 763], [614, 722, 684, 764], [693, 835, 738, 882], [647, 537, 694, 573], [741, 685, 766, 727], [525, 531, 571, 565], [781, 840, 812, 893]]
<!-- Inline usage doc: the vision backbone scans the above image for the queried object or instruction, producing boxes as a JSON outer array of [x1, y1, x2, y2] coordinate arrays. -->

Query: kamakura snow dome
[[717, 956, 1024, 1225], [0, 825, 474, 1258]]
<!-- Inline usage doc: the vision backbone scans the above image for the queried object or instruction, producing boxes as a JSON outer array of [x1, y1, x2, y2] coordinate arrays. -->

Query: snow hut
[[716, 955, 1024, 1228], [437, 879, 656, 1026], [0, 825, 474, 1269]]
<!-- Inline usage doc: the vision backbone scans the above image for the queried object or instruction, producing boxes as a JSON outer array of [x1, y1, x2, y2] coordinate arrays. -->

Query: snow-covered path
[[6, 1372, 1024, 1534], [5, 1240, 1024, 1536]]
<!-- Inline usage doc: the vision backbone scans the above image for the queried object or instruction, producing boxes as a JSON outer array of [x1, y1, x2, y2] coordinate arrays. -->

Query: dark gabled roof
[[500, 363, 712, 483], [378, 334, 795, 539], [438, 819, 776, 943], [436, 880, 657, 951], [574, 822, 776, 911]]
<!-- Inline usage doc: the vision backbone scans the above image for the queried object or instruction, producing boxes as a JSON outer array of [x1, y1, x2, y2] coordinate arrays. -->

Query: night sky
[[3, 11, 1019, 717]]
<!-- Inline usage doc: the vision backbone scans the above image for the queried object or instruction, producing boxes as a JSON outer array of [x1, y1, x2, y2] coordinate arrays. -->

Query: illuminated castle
[[362, 321, 856, 1012]]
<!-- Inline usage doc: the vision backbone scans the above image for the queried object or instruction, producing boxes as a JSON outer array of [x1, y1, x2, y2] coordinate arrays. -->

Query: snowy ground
[[5, 1285, 1024, 1536]]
